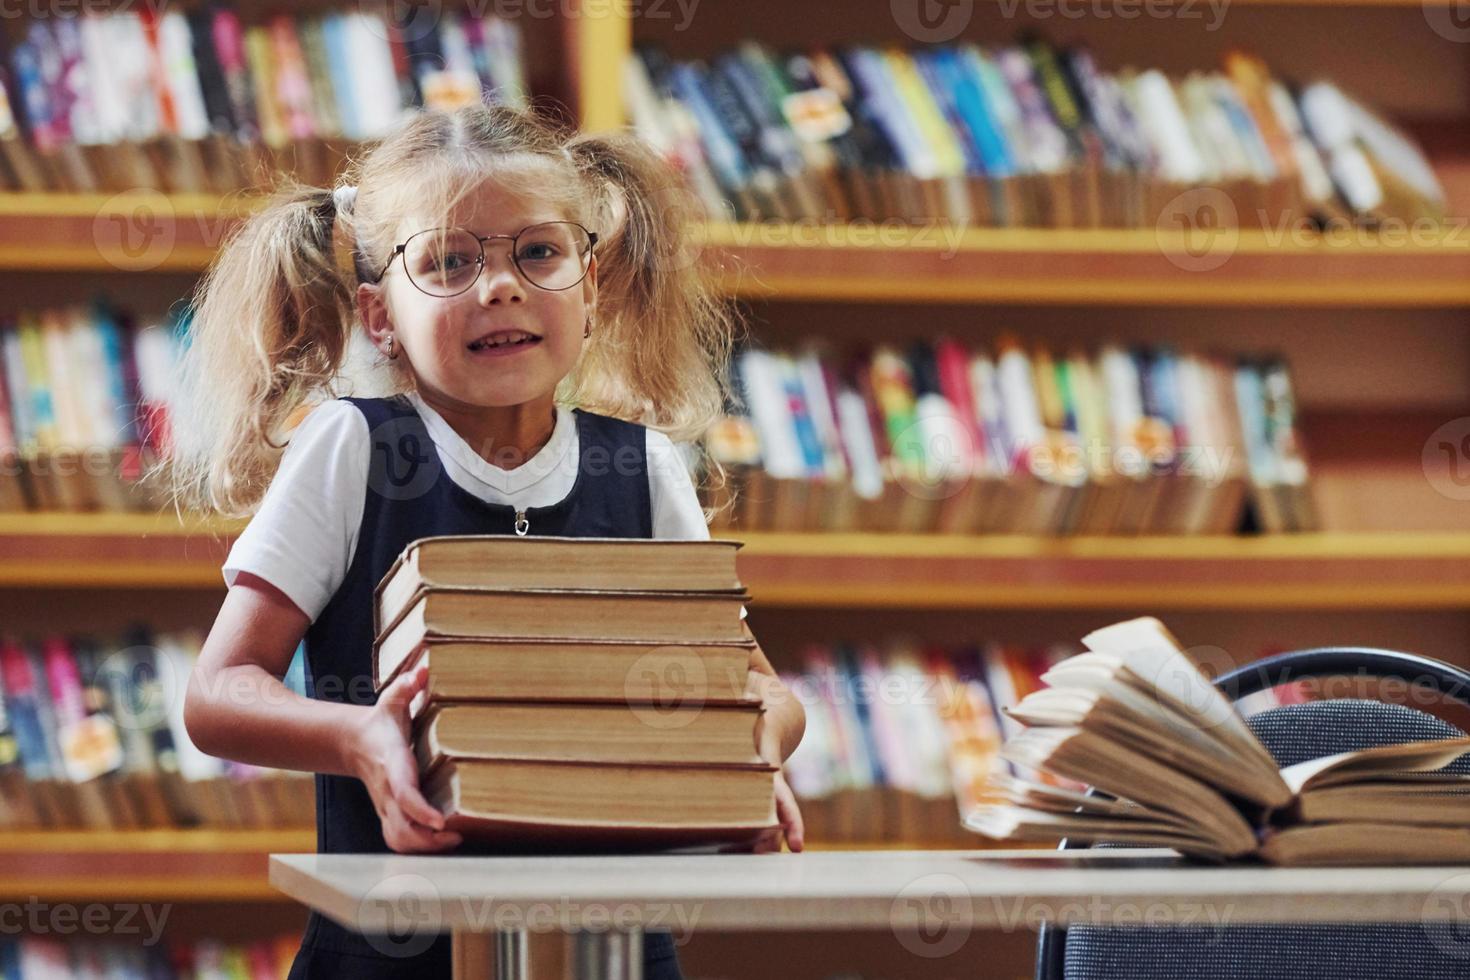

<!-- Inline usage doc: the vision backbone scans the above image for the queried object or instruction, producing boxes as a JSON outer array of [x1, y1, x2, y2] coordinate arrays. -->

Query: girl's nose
[[475, 251, 527, 305]]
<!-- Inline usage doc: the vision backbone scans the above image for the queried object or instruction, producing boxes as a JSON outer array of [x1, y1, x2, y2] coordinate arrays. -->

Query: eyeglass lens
[[401, 222, 593, 296]]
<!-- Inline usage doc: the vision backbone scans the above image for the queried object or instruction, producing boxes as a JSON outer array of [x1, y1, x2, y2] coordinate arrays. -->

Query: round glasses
[[373, 221, 598, 296]]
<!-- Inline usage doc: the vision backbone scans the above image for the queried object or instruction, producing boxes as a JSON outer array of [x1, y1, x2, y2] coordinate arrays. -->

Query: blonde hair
[[164, 103, 736, 518]]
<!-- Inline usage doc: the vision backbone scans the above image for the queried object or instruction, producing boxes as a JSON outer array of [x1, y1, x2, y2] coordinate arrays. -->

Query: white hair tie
[[333, 184, 358, 212]]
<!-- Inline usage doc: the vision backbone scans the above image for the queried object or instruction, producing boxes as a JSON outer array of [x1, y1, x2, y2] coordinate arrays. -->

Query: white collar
[[406, 391, 577, 495]]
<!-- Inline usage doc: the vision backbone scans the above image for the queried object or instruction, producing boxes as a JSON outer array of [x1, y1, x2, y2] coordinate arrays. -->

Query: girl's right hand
[[347, 662, 464, 854]]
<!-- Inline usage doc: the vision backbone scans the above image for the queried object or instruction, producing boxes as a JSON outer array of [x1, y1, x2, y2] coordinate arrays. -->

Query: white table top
[[269, 849, 1470, 935]]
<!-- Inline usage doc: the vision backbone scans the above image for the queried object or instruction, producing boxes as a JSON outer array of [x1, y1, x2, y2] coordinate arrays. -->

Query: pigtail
[[562, 132, 739, 448], [163, 182, 356, 518]]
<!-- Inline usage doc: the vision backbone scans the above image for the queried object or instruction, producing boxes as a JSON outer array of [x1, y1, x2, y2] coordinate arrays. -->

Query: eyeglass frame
[[369, 221, 599, 295]]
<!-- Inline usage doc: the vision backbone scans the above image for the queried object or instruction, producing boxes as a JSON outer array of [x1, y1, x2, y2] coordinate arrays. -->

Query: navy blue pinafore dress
[[286, 394, 684, 979]]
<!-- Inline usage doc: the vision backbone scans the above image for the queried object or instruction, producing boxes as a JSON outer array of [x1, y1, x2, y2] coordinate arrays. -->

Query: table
[[269, 848, 1470, 979]]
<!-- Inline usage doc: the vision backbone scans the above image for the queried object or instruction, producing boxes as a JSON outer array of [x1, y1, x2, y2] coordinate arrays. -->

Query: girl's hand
[[347, 662, 463, 854], [749, 671, 805, 853], [752, 769, 804, 854]]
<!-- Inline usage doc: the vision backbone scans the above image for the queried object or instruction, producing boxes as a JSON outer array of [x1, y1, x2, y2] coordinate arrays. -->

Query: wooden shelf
[[2, 513, 1469, 609], [0, 511, 242, 587], [728, 531, 1470, 609], [6, 195, 1470, 308], [701, 222, 1470, 308], [0, 829, 313, 901]]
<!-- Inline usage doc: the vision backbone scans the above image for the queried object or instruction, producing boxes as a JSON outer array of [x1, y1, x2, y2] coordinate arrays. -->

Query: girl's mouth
[[467, 330, 542, 357]]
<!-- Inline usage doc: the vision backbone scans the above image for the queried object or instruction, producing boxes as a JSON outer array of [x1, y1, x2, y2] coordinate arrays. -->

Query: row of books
[[0, 303, 181, 513], [778, 638, 1067, 844], [2, 935, 300, 980], [627, 39, 1446, 230], [0, 5, 527, 194], [376, 535, 777, 849], [0, 626, 311, 831], [702, 339, 1315, 537]]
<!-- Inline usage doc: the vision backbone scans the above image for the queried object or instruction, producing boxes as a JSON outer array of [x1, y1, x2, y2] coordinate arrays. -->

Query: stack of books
[[705, 338, 1314, 536], [628, 39, 1446, 229], [372, 535, 780, 850], [0, 5, 528, 194]]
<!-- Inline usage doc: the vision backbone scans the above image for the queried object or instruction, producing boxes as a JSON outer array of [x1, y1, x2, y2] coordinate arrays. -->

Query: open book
[[965, 617, 1470, 865]]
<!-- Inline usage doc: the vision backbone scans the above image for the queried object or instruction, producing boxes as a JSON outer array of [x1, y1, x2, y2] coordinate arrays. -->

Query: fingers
[[386, 751, 445, 831], [775, 778, 805, 852], [380, 662, 430, 715], [383, 800, 462, 854]]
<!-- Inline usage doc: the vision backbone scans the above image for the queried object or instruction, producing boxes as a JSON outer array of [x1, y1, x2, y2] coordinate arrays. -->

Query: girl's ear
[[358, 282, 393, 348]]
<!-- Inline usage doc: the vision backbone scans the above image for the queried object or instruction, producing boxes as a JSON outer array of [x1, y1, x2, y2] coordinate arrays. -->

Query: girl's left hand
[[749, 671, 805, 853], [752, 769, 804, 854]]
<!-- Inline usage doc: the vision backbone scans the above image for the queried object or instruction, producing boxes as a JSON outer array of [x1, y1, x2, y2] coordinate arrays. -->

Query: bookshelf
[[0, 829, 313, 901], [2, 1, 1468, 977], [5, 513, 1469, 609], [704, 222, 1470, 308], [11, 196, 1470, 306]]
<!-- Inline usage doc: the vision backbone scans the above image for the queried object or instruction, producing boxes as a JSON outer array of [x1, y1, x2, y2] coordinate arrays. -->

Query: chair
[[1034, 647, 1470, 980]]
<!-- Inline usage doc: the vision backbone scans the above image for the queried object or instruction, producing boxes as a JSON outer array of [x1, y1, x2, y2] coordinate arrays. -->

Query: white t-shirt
[[222, 392, 735, 623]]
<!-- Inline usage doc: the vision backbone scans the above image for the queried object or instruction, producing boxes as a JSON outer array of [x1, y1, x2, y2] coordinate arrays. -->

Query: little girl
[[173, 104, 805, 980]]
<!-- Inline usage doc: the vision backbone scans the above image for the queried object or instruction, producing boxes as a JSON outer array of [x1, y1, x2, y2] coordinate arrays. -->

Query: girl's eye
[[426, 251, 477, 276], [518, 242, 561, 262]]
